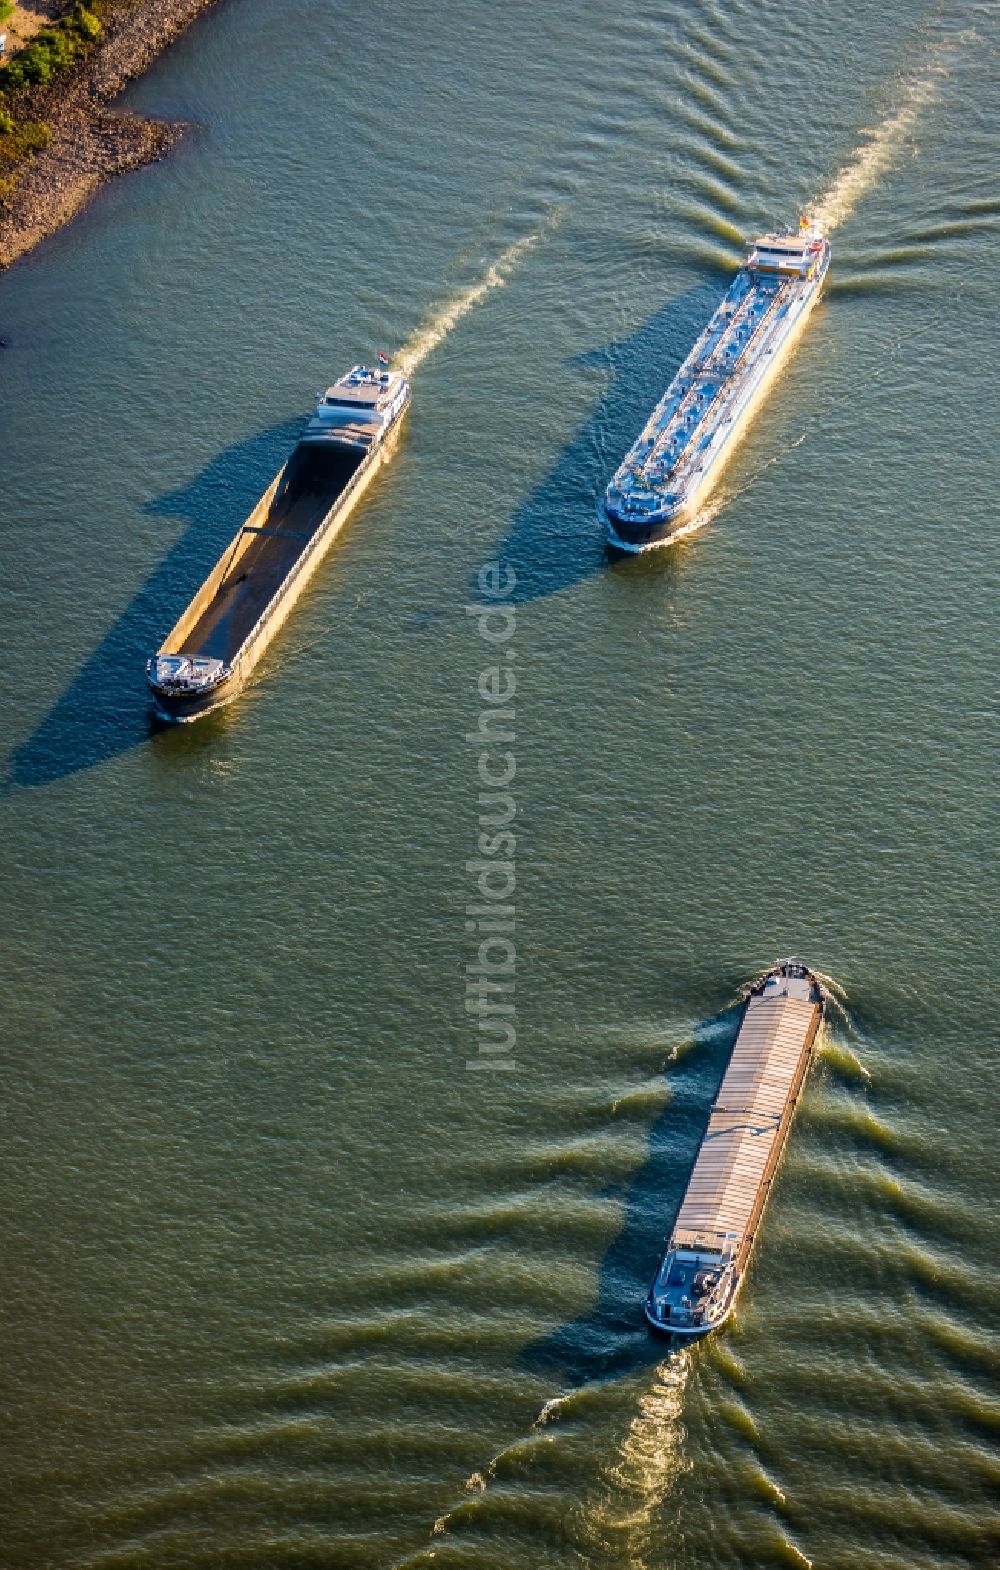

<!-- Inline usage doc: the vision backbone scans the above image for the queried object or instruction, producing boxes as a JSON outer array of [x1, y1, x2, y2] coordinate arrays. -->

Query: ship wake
[[397, 227, 548, 376], [387, 1382, 585, 1567], [394, 1352, 695, 1569], [810, 40, 960, 232], [582, 1349, 693, 1570]]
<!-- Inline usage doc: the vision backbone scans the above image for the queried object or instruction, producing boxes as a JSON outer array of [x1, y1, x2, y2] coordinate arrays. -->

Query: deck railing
[[231, 394, 410, 672]]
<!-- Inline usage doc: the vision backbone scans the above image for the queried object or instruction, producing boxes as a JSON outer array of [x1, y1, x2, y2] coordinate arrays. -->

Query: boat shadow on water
[[4, 416, 305, 792], [519, 999, 744, 1389], [485, 279, 723, 606], [7, 281, 721, 790]]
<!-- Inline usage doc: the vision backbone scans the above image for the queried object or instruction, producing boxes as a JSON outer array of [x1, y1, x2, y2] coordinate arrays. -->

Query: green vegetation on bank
[[0, 116, 50, 197], [0, 4, 103, 198], [1, 5, 102, 93]]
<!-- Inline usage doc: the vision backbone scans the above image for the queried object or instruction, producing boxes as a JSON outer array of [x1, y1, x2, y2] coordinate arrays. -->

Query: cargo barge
[[646, 960, 826, 1337], [147, 364, 410, 722], [605, 221, 830, 552]]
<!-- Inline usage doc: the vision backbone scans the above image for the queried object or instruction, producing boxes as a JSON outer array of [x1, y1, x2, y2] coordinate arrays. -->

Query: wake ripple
[[810, 44, 957, 232], [397, 227, 549, 375], [584, 1350, 693, 1570]]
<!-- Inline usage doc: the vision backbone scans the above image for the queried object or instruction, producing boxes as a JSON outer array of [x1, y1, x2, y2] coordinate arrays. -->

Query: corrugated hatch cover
[[673, 994, 817, 1250]]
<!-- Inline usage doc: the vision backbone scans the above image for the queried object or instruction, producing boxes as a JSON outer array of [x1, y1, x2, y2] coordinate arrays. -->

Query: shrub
[[72, 4, 102, 40], [0, 108, 13, 135], [18, 117, 49, 152], [0, 117, 51, 184], [0, 7, 101, 94], [0, 0, 15, 26], [2, 55, 47, 91], [38, 27, 77, 65]]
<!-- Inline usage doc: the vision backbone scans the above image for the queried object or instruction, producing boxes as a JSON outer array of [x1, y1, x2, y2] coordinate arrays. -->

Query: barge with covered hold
[[147, 363, 410, 722], [646, 959, 826, 1337], [605, 221, 830, 552]]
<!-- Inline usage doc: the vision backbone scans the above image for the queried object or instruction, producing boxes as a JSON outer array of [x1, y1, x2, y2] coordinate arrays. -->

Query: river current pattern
[[0, 2, 997, 1567]]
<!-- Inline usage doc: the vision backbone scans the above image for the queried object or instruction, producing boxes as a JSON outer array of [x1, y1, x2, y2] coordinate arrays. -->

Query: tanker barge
[[646, 960, 826, 1337], [147, 364, 410, 722], [605, 221, 830, 552]]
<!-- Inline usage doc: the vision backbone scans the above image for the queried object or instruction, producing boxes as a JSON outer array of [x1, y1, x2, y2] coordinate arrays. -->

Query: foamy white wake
[[784, 1544, 813, 1567], [417, 1356, 694, 1567], [585, 1350, 693, 1570], [533, 1390, 575, 1427], [416, 1384, 574, 1548], [593, 487, 730, 552], [810, 52, 951, 232], [396, 231, 541, 376]]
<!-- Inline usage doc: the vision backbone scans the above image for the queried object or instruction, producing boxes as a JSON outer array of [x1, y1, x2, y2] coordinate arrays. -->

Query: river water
[[1, 1, 997, 1566]]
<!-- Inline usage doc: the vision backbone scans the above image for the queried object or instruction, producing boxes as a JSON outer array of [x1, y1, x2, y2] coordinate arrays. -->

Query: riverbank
[[0, 0, 220, 269]]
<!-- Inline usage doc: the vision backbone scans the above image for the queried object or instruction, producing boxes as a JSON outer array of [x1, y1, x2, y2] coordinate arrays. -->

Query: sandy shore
[[0, 0, 221, 269]]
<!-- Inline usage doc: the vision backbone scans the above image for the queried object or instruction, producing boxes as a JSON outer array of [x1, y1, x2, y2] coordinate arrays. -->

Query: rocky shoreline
[[0, 0, 221, 269]]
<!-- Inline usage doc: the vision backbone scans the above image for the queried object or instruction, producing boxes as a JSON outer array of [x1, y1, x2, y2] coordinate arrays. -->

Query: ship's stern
[[645, 1246, 736, 1336], [146, 655, 237, 723]]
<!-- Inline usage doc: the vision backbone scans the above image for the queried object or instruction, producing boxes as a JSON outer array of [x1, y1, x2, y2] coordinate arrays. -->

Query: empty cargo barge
[[646, 959, 826, 1337], [147, 363, 410, 722]]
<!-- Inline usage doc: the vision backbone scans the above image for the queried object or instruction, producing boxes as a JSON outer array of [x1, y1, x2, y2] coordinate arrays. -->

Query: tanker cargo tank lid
[[603, 221, 828, 548]]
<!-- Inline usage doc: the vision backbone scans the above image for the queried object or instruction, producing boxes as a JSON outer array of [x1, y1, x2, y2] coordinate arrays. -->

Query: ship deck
[[177, 445, 363, 664], [628, 269, 789, 490], [609, 238, 829, 527], [671, 984, 823, 1264]]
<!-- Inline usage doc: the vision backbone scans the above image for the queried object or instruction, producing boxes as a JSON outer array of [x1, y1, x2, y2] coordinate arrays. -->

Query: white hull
[[610, 277, 825, 553], [606, 227, 830, 552]]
